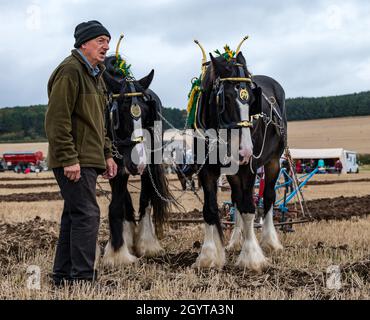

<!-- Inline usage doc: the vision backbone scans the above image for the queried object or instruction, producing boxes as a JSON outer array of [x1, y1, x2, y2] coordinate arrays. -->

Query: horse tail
[[149, 163, 178, 237]]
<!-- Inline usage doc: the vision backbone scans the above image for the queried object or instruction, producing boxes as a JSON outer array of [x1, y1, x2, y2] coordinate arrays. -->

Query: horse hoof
[[235, 257, 269, 273], [191, 259, 218, 270], [103, 243, 139, 267], [226, 241, 242, 252], [235, 248, 269, 273], [192, 252, 225, 270], [260, 239, 283, 253], [135, 244, 164, 258], [102, 253, 138, 268], [261, 242, 284, 252]]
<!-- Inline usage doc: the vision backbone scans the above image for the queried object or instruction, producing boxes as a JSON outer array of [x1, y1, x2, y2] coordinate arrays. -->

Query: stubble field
[[0, 116, 369, 300], [0, 169, 369, 300]]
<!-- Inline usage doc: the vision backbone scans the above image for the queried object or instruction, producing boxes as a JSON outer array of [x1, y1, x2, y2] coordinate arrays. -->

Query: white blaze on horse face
[[132, 117, 147, 175], [237, 100, 253, 165]]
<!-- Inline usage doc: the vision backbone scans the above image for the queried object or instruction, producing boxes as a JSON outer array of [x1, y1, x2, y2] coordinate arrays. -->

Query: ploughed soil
[[172, 195, 370, 222], [0, 216, 368, 298], [307, 178, 370, 186], [1, 195, 369, 258], [301, 196, 370, 221], [0, 217, 59, 265], [0, 190, 109, 201], [1, 185, 370, 222], [0, 183, 57, 189], [0, 177, 55, 181]]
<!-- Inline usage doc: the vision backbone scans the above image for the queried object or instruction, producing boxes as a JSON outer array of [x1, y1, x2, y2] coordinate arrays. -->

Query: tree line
[[286, 91, 370, 121], [0, 90, 369, 142]]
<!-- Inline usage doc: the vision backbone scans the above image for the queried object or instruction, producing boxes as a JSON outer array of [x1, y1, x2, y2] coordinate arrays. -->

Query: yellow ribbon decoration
[[187, 86, 200, 114]]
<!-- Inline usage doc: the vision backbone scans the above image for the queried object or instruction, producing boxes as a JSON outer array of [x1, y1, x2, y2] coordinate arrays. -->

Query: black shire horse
[[192, 40, 287, 272], [102, 55, 174, 267]]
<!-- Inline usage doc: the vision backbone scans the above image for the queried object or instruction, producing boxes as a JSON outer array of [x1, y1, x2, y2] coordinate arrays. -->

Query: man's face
[[81, 35, 110, 67]]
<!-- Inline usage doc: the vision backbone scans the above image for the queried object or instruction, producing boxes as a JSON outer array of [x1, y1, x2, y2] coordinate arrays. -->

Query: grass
[[360, 165, 370, 173], [0, 218, 369, 300], [0, 169, 369, 300]]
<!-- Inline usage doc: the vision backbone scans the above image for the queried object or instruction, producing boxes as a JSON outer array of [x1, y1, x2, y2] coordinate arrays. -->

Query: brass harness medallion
[[239, 88, 249, 101], [130, 104, 141, 118]]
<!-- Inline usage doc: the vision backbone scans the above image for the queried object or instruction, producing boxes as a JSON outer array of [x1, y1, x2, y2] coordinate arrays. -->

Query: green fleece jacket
[[45, 49, 112, 170]]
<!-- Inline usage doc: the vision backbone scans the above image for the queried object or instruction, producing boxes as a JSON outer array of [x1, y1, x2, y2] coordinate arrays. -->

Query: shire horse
[[192, 38, 287, 272], [101, 38, 174, 266]]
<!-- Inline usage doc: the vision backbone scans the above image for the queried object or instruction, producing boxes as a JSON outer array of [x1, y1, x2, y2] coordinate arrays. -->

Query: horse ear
[[138, 69, 154, 90], [236, 52, 247, 66], [210, 53, 229, 78], [209, 53, 217, 66]]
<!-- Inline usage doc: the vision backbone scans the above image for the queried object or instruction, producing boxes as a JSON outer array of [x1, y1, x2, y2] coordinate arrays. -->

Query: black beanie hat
[[74, 20, 111, 48]]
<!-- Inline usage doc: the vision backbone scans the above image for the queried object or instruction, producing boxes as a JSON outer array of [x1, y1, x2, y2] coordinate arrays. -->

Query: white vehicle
[[345, 151, 359, 174], [290, 148, 359, 174]]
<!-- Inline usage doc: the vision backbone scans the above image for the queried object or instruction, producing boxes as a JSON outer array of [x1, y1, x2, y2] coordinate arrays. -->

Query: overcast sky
[[0, 0, 370, 109]]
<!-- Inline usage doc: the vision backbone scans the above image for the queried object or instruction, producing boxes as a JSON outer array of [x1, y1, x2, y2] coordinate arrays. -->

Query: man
[[335, 159, 343, 175], [45, 20, 117, 285]]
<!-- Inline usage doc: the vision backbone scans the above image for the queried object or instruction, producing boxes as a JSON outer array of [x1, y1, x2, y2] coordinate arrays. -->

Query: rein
[[248, 92, 285, 174]]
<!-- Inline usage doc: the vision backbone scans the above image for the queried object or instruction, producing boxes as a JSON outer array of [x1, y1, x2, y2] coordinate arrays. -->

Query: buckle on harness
[[132, 136, 144, 144], [237, 120, 253, 128]]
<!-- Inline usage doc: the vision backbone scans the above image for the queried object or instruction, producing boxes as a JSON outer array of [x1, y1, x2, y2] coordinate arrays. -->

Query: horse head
[[104, 56, 159, 175], [206, 50, 261, 165]]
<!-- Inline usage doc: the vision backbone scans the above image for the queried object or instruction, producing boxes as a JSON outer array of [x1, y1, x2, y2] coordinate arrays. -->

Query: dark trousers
[[52, 167, 100, 282]]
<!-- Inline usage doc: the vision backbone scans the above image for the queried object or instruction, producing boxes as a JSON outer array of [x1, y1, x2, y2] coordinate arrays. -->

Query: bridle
[[213, 62, 260, 130], [107, 77, 146, 159]]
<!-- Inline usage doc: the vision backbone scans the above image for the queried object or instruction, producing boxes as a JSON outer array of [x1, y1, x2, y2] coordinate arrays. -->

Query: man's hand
[[64, 163, 81, 182], [102, 157, 118, 179]]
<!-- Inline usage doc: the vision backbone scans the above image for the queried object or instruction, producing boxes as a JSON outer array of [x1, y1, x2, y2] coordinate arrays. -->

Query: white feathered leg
[[192, 224, 225, 269], [260, 206, 283, 252], [135, 206, 164, 257], [236, 213, 268, 273], [226, 209, 244, 251], [102, 221, 138, 267]]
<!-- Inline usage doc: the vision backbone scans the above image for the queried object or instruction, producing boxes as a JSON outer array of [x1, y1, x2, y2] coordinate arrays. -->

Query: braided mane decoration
[[214, 45, 236, 61]]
